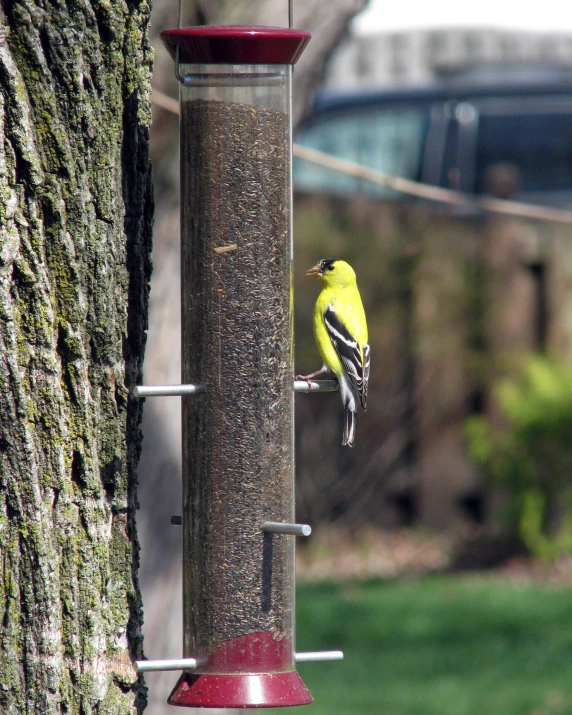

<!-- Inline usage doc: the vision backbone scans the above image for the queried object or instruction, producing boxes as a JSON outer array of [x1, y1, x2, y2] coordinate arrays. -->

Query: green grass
[[273, 577, 572, 715]]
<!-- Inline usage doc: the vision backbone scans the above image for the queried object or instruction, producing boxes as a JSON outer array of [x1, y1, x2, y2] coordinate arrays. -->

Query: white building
[[324, 28, 572, 88]]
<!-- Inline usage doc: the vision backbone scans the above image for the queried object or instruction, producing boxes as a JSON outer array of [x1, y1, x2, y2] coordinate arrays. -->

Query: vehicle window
[[475, 111, 572, 195], [294, 109, 428, 197]]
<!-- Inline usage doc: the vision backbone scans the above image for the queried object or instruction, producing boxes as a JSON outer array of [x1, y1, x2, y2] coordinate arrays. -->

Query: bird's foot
[[296, 374, 315, 390]]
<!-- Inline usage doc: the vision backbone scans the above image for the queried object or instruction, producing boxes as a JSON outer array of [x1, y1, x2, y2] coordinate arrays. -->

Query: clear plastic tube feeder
[[160, 25, 311, 709]]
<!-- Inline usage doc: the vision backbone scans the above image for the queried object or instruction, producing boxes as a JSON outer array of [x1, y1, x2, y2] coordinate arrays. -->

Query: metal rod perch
[[133, 380, 338, 398], [136, 651, 343, 672], [263, 522, 312, 537]]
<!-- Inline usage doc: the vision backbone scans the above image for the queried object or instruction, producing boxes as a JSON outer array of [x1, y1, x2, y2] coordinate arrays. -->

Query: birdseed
[[180, 97, 295, 668]]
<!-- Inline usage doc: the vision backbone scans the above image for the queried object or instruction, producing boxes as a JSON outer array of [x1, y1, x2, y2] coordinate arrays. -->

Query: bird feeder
[[134, 21, 343, 710]]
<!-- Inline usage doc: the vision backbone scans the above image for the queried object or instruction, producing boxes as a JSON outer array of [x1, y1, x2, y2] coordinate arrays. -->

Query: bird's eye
[[327, 264, 335, 271]]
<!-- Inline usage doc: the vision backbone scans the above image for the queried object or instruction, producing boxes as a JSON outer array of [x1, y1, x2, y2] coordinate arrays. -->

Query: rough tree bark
[[0, 1, 153, 713]]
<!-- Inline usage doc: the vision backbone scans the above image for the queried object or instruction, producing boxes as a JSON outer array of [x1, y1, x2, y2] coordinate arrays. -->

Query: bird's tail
[[342, 405, 356, 447], [339, 375, 357, 448]]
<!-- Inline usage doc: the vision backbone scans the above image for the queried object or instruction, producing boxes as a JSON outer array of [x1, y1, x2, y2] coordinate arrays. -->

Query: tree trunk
[[0, 1, 153, 713]]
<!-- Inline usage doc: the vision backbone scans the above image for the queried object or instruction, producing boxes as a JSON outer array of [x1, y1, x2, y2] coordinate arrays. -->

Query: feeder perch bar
[[170, 518, 312, 537], [135, 651, 343, 673], [262, 522, 312, 537], [133, 379, 339, 397], [133, 384, 204, 397]]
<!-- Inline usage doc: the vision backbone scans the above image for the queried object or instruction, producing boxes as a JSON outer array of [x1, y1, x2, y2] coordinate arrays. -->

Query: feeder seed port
[[135, 651, 344, 673], [133, 380, 339, 398]]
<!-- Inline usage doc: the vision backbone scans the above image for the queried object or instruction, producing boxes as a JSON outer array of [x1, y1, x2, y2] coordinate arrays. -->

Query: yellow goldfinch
[[297, 258, 370, 447]]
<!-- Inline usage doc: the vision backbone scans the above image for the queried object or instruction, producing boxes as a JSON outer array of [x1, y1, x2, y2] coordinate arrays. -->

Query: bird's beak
[[306, 264, 322, 277]]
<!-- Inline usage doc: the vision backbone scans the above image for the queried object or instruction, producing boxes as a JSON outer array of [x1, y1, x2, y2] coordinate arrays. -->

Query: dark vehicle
[[294, 66, 572, 207]]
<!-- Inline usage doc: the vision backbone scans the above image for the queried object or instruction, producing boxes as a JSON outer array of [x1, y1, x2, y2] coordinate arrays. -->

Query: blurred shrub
[[465, 355, 572, 559]]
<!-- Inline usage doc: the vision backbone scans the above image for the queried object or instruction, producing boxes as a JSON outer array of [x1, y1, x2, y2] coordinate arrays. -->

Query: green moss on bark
[[0, 0, 153, 712]]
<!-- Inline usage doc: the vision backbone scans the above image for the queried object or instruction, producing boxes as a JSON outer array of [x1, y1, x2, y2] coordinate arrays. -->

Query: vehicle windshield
[[475, 110, 572, 195], [294, 108, 427, 197]]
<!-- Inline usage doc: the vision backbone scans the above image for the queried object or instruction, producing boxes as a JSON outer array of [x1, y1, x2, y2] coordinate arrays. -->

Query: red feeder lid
[[160, 26, 311, 65]]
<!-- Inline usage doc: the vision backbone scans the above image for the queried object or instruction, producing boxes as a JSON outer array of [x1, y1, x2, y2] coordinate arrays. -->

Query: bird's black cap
[[318, 258, 336, 272]]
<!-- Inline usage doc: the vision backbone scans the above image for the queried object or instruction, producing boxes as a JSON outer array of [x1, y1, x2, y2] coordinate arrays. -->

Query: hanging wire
[[175, 47, 184, 83], [174, 0, 183, 82]]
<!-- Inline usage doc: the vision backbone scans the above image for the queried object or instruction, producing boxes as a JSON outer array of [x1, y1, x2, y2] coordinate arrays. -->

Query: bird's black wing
[[323, 305, 368, 410]]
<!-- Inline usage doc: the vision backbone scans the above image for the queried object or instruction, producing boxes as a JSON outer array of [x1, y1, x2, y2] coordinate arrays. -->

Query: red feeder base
[[168, 632, 312, 708], [168, 671, 313, 708]]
